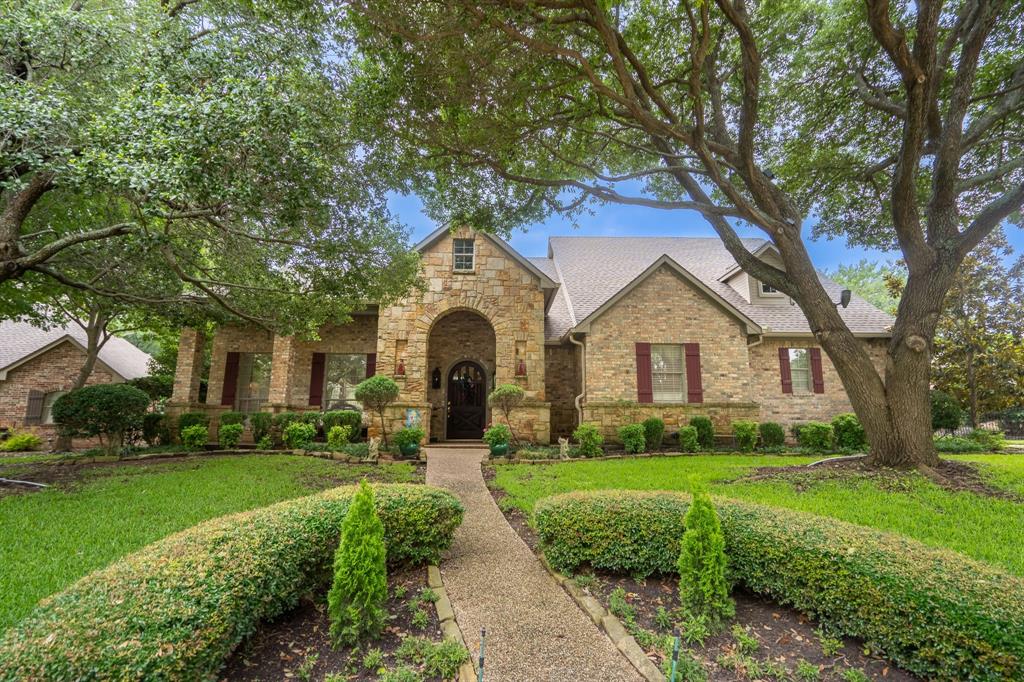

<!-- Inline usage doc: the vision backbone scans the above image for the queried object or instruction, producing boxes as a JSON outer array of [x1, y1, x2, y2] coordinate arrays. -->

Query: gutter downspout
[[747, 333, 764, 349], [569, 332, 586, 427]]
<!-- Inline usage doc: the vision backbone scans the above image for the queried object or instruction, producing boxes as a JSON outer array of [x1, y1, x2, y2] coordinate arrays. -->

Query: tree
[[677, 491, 734, 624], [354, 375, 400, 448], [1, 0, 420, 335], [345, 0, 1024, 468], [487, 383, 526, 445], [826, 260, 905, 315], [51, 384, 151, 456], [327, 480, 388, 646]]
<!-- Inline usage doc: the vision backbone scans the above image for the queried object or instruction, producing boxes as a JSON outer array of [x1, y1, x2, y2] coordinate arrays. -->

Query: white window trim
[[788, 348, 813, 395], [453, 238, 475, 272], [759, 281, 784, 298], [651, 343, 688, 403]]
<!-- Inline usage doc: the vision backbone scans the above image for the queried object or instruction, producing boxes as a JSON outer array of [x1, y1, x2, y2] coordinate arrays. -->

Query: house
[[0, 319, 153, 442], [168, 227, 894, 443]]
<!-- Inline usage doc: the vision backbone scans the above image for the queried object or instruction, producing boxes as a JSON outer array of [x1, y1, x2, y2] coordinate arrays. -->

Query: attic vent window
[[760, 282, 782, 296], [453, 238, 475, 272]]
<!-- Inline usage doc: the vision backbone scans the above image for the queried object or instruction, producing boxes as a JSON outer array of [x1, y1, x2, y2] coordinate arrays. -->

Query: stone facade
[[426, 310, 497, 440]]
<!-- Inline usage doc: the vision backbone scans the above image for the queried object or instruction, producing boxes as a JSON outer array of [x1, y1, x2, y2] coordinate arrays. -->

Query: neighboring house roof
[[0, 319, 152, 382], [544, 236, 895, 342]]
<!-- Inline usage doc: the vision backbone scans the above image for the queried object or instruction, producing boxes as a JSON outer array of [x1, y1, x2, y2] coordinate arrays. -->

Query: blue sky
[[388, 192, 1024, 271]]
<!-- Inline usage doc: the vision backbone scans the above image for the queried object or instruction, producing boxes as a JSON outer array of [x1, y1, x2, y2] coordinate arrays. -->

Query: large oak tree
[[344, 0, 1024, 467]]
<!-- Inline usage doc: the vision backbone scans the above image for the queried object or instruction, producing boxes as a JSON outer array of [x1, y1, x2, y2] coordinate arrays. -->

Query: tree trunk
[[966, 347, 978, 427]]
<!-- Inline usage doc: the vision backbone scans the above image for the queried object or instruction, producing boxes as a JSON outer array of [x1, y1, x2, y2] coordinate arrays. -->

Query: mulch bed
[[221, 566, 446, 681]]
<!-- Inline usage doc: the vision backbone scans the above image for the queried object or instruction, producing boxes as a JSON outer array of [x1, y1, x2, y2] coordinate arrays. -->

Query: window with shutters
[[42, 391, 66, 424], [651, 344, 687, 402], [236, 353, 272, 413], [453, 238, 475, 271], [788, 348, 813, 394], [323, 354, 367, 409]]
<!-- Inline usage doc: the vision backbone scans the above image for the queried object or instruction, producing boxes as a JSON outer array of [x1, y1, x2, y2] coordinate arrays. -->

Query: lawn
[[0, 454, 418, 631], [492, 453, 1024, 576]]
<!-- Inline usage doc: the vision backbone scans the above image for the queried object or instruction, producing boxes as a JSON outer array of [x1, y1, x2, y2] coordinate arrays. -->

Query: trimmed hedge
[[0, 484, 463, 681], [535, 491, 1024, 681]]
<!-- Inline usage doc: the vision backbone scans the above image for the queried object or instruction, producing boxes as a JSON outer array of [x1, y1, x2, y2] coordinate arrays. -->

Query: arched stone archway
[[426, 309, 496, 439]]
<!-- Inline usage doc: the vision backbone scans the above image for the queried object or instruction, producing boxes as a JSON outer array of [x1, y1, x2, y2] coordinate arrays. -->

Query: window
[[236, 353, 272, 412], [453, 238, 475, 271], [42, 391, 66, 424], [651, 344, 687, 402], [760, 282, 782, 295], [788, 348, 813, 394], [323, 353, 367, 409]]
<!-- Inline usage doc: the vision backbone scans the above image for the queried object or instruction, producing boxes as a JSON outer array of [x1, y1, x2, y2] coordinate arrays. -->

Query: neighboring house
[[0, 319, 152, 442], [169, 227, 894, 444]]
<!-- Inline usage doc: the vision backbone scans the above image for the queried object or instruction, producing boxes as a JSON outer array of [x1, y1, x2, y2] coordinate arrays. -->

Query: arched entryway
[[426, 309, 496, 440]]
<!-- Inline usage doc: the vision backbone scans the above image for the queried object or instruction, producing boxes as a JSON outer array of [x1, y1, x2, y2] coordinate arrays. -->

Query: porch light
[[432, 367, 441, 389], [516, 358, 527, 376], [396, 358, 406, 376], [837, 289, 852, 308]]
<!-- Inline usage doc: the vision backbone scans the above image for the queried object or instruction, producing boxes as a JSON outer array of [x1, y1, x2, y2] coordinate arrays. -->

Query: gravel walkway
[[426, 445, 641, 682]]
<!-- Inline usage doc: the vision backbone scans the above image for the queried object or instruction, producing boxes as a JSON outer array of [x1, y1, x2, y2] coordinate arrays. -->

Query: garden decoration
[[366, 437, 380, 462], [558, 437, 569, 459]]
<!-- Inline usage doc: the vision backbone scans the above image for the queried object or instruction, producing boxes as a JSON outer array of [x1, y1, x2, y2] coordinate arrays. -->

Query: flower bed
[[0, 484, 462, 681], [535, 490, 1024, 682]]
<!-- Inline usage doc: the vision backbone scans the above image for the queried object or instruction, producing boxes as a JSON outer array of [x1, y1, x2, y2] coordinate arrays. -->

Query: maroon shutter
[[365, 353, 376, 378], [25, 390, 44, 425], [778, 347, 793, 394], [220, 352, 240, 406], [309, 353, 326, 406], [635, 342, 653, 404], [810, 348, 825, 394], [684, 343, 703, 403]]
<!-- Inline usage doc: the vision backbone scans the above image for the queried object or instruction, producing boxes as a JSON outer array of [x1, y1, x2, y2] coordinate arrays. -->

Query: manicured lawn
[[0, 454, 417, 631], [492, 453, 1024, 576]]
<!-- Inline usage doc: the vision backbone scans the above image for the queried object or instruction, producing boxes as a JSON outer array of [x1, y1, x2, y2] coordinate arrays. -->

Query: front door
[[446, 361, 486, 439]]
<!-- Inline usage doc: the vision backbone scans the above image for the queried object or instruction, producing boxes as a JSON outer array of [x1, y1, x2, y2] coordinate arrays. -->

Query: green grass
[[0, 454, 417, 630], [493, 454, 1024, 576]]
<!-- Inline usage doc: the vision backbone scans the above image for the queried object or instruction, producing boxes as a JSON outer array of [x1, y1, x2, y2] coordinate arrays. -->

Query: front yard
[[491, 453, 1024, 576]]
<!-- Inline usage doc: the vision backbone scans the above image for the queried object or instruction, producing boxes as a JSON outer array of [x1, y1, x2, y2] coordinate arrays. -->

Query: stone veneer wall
[[545, 344, 580, 439], [582, 401, 759, 441], [750, 336, 889, 427], [425, 310, 497, 440]]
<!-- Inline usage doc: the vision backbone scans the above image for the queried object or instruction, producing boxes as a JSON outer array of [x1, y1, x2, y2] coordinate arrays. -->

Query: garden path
[[425, 445, 641, 682]]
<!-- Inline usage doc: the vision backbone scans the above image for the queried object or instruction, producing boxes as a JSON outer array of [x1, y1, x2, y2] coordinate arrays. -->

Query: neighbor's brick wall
[[585, 266, 754, 404], [426, 311, 497, 440], [545, 344, 580, 439], [749, 336, 889, 427], [0, 341, 119, 447]]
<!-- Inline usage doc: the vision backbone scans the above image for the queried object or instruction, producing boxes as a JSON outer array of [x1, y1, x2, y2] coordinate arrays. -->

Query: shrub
[[758, 422, 785, 449], [931, 390, 963, 433], [536, 490, 1024, 682], [328, 481, 388, 645], [327, 425, 352, 448], [393, 427, 424, 453], [968, 428, 1005, 452], [0, 484, 463, 680], [283, 422, 316, 450], [249, 412, 273, 443], [573, 423, 604, 457], [127, 375, 173, 402], [219, 411, 246, 427], [218, 423, 243, 449], [731, 421, 758, 452], [52, 384, 151, 456], [482, 423, 512, 447], [618, 423, 647, 454], [273, 412, 304, 433], [355, 376, 400, 448], [181, 424, 209, 450], [796, 421, 835, 453], [831, 413, 867, 450], [933, 436, 985, 453], [177, 411, 210, 434], [642, 417, 665, 451], [678, 426, 700, 452], [141, 413, 165, 446], [689, 416, 715, 450], [323, 410, 362, 439], [0, 432, 42, 452], [678, 491, 734, 624], [256, 436, 273, 450], [488, 383, 526, 444]]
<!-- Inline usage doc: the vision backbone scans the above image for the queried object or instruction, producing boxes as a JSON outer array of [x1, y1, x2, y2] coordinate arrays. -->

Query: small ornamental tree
[[488, 384, 526, 445], [678, 491, 734, 625], [931, 390, 964, 434], [328, 480, 388, 646], [51, 384, 150, 456], [355, 376, 400, 448]]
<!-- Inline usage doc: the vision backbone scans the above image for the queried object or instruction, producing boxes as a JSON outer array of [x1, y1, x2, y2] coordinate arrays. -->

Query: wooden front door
[[446, 361, 486, 439]]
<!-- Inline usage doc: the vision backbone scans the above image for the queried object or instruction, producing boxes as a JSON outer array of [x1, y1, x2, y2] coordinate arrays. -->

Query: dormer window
[[760, 282, 782, 296], [453, 238, 475, 271]]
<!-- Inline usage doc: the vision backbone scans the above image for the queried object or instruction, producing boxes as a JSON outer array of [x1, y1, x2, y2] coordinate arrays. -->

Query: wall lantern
[[836, 289, 852, 309], [431, 367, 442, 389], [516, 358, 527, 376], [396, 358, 406, 376]]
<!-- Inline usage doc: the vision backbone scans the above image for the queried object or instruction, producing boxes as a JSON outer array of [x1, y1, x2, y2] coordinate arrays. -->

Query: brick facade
[[545, 344, 580, 439]]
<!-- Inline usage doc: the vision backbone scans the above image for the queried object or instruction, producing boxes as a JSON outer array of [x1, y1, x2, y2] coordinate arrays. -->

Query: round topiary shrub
[[642, 416, 665, 451], [758, 422, 785, 449], [282, 422, 316, 450], [355, 376, 400, 448], [618, 423, 647, 454], [689, 415, 715, 450], [218, 423, 243, 449], [731, 420, 758, 452], [0, 484, 463, 681], [181, 424, 209, 450], [678, 425, 699, 452], [51, 384, 151, 456]]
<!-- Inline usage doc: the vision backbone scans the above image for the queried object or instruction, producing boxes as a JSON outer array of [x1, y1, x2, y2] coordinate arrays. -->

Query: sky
[[388, 191, 1024, 272]]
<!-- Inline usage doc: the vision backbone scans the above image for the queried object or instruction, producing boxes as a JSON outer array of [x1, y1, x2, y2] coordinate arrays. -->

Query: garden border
[[426, 564, 476, 682]]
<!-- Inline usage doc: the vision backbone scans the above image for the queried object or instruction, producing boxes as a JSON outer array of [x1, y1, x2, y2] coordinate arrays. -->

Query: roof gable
[[0, 319, 152, 381], [415, 225, 558, 289]]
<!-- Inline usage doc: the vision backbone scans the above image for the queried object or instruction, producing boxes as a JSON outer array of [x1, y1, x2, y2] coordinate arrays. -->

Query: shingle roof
[[541, 236, 894, 342], [0, 319, 152, 380]]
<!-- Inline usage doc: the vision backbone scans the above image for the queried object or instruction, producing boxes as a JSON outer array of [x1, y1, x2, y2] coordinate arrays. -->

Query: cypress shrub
[[758, 422, 785, 448], [328, 481, 388, 646], [642, 417, 665, 451], [689, 416, 715, 450], [618, 423, 647, 454], [678, 426, 699, 452], [678, 492, 734, 624]]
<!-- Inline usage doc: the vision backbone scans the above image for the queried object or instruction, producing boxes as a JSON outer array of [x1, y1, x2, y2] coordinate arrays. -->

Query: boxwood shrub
[[0, 484, 463, 681], [535, 491, 1024, 681]]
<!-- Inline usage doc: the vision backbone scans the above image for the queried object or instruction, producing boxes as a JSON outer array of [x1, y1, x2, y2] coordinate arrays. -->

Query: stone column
[[267, 334, 298, 411], [169, 327, 205, 407]]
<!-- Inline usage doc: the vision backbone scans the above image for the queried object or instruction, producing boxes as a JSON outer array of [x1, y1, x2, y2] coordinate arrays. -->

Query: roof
[[543, 236, 895, 342], [0, 319, 153, 381]]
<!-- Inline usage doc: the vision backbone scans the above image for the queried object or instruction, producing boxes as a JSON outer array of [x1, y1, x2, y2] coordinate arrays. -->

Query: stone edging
[[427, 565, 477, 682], [539, 557, 666, 682], [491, 451, 703, 465]]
